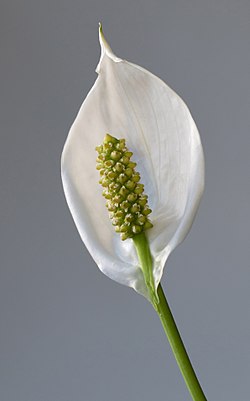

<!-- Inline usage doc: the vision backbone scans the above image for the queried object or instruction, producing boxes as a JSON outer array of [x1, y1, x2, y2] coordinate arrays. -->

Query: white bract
[[61, 25, 204, 300]]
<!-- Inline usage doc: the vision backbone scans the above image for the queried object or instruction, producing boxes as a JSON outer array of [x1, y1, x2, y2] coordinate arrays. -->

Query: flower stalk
[[156, 283, 207, 401], [133, 232, 158, 308], [134, 233, 207, 401]]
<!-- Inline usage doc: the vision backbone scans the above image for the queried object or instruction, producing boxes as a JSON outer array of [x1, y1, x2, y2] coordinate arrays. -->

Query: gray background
[[1, 0, 250, 400]]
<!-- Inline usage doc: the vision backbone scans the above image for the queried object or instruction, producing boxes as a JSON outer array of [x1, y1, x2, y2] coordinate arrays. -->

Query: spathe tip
[[96, 23, 122, 73]]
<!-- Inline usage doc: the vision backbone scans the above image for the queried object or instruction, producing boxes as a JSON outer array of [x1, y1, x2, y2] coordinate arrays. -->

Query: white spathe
[[61, 26, 204, 301]]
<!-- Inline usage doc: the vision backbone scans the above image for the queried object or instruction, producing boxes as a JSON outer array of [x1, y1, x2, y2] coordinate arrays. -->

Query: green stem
[[133, 232, 207, 401], [133, 232, 159, 308], [156, 283, 207, 401]]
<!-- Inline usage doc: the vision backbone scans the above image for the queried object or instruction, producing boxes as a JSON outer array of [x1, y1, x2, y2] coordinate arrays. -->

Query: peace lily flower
[[61, 25, 207, 401], [61, 24, 204, 301]]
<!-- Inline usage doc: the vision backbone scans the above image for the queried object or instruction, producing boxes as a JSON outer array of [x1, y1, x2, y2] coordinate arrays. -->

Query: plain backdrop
[[1, 1, 250, 400]]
